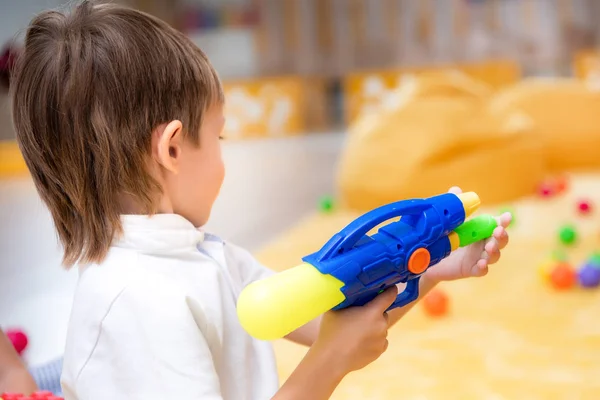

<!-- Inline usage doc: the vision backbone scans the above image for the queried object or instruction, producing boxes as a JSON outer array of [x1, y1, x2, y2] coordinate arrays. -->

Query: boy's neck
[[118, 193, 173, 215]]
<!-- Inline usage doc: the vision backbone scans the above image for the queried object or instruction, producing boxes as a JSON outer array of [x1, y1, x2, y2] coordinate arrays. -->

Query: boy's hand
[[424, 186, 512, 283], [276, 289, 397, 400], [313, 287, 397, 375]]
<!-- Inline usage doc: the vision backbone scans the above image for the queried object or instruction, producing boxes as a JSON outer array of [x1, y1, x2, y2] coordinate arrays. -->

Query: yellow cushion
[[337, 73, 546, 211], [489, 78, 600, 172]]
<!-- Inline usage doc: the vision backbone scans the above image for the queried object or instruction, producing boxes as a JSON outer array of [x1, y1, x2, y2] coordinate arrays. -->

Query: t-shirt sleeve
[[223, 242, 275, 288], [71, 279, 223, 400]]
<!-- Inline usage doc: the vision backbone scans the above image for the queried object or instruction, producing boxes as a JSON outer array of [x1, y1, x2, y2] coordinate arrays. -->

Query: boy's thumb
[[367, 286, 398, 311]]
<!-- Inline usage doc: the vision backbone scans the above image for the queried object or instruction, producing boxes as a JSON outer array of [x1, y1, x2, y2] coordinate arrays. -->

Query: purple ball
[[578, 264, 600, 288]]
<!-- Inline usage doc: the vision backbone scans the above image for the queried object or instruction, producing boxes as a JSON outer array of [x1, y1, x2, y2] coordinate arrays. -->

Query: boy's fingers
[[448, 186, 462, 194], [485, 237, 499, 254], [493, 227, 509, 249], [477, 259, 488, 269], [495, 212, 512, 228], [367, 287, 398, 312], [469, 259, 488, 276], [487, 250, 501, 264], [473, 260, 489, 277]]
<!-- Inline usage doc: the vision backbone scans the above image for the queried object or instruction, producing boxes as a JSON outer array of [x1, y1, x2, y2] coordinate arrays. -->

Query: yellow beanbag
[[337, 73, 546, 211], [489, 78, 600, 172]]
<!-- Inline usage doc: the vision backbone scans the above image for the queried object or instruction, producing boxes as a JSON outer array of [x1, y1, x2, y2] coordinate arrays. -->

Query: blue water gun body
[[303, 192, 474, 310]]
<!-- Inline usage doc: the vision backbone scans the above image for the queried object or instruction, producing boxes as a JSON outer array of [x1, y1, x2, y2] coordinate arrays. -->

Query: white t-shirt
[[60, 214, 279, 400]]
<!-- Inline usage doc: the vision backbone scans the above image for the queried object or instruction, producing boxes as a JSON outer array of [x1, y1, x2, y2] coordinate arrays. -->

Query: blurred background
[[2, 0, 600, 397]]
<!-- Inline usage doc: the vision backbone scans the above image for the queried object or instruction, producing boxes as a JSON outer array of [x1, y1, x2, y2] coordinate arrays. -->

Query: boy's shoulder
[[72, 247, 201, 322], [71, 235, 273, 312]]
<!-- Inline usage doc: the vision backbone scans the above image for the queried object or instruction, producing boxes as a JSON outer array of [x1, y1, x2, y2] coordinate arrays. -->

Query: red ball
[[423, 289, 449, 317], [550, 263, 577, 290], [31, 392, 54, 399], [1, 393, 25, 400], [538, 182, 554, 198], [6, 329, 28, 355], [577, 200, 592, 215]]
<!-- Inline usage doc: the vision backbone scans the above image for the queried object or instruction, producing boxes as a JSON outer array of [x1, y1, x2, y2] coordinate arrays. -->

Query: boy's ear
[[154, 120, 183, 173]]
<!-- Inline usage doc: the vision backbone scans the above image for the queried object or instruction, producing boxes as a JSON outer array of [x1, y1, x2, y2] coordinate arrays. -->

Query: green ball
[[588, 252, 600, 268], [319, 195, 335, 213], [558, 225, 577, 245]]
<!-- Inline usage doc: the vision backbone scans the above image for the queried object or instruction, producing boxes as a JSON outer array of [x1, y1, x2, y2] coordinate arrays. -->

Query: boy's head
[[11, 0, 225, 267]]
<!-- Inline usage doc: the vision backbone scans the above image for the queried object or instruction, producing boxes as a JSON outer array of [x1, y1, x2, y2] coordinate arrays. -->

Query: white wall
[[0, 0, 66, 45], [0, 132, 346, 365]]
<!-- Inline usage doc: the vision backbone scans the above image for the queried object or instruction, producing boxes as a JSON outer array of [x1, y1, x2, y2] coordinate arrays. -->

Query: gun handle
[[387, 277, 421, 311], [237, 263, 346, 341]]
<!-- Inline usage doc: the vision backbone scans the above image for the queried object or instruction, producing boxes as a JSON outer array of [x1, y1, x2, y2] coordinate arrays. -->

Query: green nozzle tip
[[454, 214, 498, 247]]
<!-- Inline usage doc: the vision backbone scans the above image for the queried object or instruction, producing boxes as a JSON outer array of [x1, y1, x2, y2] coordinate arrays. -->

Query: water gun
[[237, 191, 497, 341]]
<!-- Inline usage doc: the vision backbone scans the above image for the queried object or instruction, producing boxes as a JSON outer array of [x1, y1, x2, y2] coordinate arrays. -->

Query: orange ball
[[549, 263, 577, 290], [555, 175, 569, 194], [423, 289, 449, 317]]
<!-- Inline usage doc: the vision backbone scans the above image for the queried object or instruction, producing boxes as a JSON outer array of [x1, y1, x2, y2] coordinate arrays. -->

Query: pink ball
[[538, 182, 554, 198], [6, 329, 28, 355], [577, 200, 592, 215]]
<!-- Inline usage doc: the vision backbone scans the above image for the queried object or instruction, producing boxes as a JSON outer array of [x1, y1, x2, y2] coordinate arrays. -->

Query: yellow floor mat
[[255, 173, 600, 399]]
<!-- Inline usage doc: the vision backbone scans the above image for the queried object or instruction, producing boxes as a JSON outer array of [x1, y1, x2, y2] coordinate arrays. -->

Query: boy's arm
[[272, 344, 345, 400], [0, 330, 38, 394], [284, 316, 321, 347]]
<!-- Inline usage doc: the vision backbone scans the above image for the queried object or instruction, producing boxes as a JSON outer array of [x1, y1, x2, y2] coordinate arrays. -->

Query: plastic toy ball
[[537, 260, 555, 281], [538, 182, 554, 198], [31, 392, 55, 399], [550, 263, 577, 290], [578, 263, 600, 288], [1, 392, 64, 400], [577, 199, 592, 215], [5, 329, 28, 355], [423, 289, 449, 317], [558, 225, 577, 246], [588, 252, 600, 268], [555, 175, 569, 193], [318, 195, 335, 213]]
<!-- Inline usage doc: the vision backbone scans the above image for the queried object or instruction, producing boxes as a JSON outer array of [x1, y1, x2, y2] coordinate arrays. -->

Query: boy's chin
[[186, 209, 211, 228]]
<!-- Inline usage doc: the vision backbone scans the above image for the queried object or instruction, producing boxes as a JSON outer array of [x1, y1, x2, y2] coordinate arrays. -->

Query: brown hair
[[11, 0, 223, 267]]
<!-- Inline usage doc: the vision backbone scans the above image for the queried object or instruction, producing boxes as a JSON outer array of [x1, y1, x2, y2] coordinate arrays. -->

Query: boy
[[10, 1, 510, 399]]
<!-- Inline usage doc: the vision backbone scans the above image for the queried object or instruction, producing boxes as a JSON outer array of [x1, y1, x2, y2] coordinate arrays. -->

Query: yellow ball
[[537, 260, 555, 281]]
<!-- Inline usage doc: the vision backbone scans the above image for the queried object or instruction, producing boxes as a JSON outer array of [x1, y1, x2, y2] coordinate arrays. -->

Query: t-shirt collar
[[113, 214, 205, 254]]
